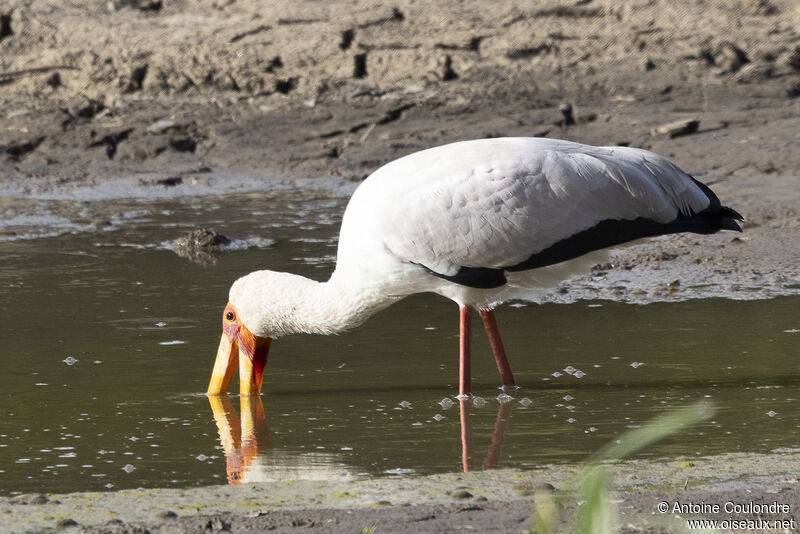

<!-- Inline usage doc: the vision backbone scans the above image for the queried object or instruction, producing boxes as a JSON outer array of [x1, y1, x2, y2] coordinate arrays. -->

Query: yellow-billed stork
[[207, 137, 742, 397]]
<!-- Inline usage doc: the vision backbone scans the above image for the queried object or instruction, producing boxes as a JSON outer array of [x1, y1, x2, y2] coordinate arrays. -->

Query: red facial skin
[[222, 303, 271, 390]]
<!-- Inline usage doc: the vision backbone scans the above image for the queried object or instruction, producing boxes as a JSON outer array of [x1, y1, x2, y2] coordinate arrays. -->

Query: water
[[1, 190, 799, 495]]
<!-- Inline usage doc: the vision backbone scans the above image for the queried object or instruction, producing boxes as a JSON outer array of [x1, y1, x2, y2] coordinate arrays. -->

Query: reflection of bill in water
[[209, 395, 514, 484], [208, 395, 353, 484]]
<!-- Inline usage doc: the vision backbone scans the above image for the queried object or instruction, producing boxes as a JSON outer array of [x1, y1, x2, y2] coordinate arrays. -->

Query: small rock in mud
[[171, 228, 232, 265], [55, 518, 78, 527], [146, 119, 176, 133], [169, 136, 197, 153], [92, 218, 114, 229], [10, 493, 49, 505], [668, 279, 680, 294], [735, 62, 774, 83], [156, 510, 178, 519], [175, 228, 231, 250], [139, 176, 184, 187], [650, 118, 700, 138], [206, 516, 231, 531], [558, 102, 575, 126], [713, 42, 750, 73], [61, 97, 106, 129], [452, 490, 473, 499], [110, 0, 163, 11], [513, 481, 555, 497], [4, 135, 46, 161]]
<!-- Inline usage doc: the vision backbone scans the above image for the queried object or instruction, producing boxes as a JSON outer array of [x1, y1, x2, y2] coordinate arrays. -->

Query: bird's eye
[[225, 311, 235, 321]]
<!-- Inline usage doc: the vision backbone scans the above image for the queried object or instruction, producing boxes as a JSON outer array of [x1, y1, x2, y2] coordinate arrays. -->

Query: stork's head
[[206, 301, 271, 396], [207, 272, 277, 396], [207, 270, 318, 396]]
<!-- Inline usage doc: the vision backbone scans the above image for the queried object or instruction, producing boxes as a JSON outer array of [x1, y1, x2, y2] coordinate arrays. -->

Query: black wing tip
[[691, 174, 743, 231], [721, 206, 744, 221], [690, 176, 744, 220], [720, 206, 744, 232], [689, 176, 722, 211], [721, 218, 743, 232]]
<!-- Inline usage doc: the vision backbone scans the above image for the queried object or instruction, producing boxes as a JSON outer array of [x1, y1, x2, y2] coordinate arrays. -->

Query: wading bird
[[207, 137, 741, 397]]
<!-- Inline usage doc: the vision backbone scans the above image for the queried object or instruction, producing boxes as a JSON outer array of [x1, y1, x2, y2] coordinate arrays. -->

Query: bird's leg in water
[[479, 309, 517, 389], [459, 306, 472, 397]]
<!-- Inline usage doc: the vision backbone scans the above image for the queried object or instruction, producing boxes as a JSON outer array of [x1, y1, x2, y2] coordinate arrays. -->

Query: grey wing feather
[[378, 143, 711, 277]]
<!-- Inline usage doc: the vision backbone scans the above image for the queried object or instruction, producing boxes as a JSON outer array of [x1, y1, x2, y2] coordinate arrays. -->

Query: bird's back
[[335, 137, 740, 290]]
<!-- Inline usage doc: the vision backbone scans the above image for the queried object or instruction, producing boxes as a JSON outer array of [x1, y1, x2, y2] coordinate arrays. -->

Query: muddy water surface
[[1, 190, 799, 495]]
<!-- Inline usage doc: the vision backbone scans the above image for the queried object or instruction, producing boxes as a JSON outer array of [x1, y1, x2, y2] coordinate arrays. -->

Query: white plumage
[[334, 138, 713, 305], [210, 137, 742, 397]]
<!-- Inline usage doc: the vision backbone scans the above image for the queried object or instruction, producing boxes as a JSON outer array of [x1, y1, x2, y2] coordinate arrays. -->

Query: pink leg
[[479, 309, 516, 388], [459, 306, 472, 397]]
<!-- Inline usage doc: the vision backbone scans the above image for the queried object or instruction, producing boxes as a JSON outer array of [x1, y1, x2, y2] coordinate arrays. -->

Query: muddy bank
[[2, 449, 799, 533], [2, 0, 800, 185], [2, 2, 800, 532], [2, 1, 800, 299]]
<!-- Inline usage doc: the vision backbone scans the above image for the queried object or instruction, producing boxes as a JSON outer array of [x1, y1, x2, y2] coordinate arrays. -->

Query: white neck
[[290, 274, 400, 335], [232, 269, 403, 339]]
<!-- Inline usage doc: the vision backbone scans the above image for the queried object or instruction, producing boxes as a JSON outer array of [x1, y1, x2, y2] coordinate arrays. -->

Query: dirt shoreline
[[2, 449, 798, 534], [2, 1, 800, 532], [2, 2, 800, 298]]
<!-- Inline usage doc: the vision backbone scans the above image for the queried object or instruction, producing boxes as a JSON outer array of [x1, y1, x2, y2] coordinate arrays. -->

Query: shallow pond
[[1, 189, 799, 495]]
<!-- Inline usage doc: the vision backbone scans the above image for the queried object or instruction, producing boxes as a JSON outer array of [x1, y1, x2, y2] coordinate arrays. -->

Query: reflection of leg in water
[[460, 399, 473, 472], [208, 395, 270, 484], [483, 401, 512, 470], [459, 398, 514, 472]]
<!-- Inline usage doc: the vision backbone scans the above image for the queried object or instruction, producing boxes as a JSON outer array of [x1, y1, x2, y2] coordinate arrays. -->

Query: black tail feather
[[691, 176, 743, 231], [721, 206, 744, 220], [720, 206, 743, 232]]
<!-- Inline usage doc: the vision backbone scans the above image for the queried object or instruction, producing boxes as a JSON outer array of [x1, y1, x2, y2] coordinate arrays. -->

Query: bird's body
[[210, 137, 742, 397]]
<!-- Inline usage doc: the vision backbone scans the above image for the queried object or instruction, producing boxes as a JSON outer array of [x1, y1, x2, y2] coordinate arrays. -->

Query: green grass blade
[[529, 400, 714, 534], [587, 400, 714, 464], [530, 486, 558, 534], [575, 466, 615, 534]]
